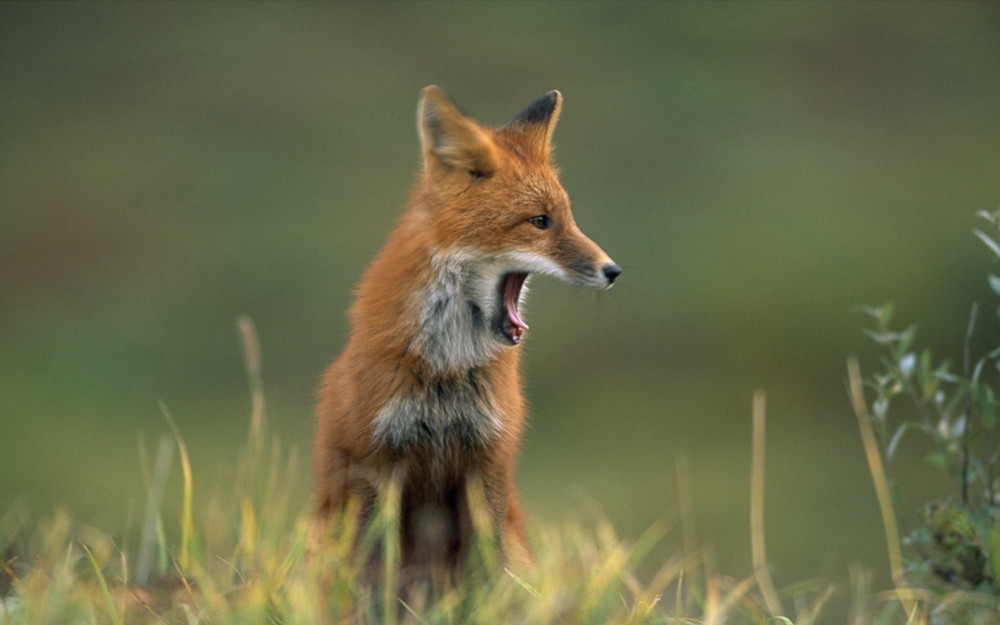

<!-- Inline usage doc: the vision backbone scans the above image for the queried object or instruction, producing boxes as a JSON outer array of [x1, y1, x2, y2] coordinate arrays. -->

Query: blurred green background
[[3, 1, 1000, 589]]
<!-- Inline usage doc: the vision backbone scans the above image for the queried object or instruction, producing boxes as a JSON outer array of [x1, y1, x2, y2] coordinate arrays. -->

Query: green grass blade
[[82, 542, 120, 625], [160, 401, 194, 574]]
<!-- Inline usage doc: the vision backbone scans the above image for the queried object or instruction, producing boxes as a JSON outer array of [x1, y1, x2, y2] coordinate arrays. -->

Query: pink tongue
[[504, 274, 529, 339]]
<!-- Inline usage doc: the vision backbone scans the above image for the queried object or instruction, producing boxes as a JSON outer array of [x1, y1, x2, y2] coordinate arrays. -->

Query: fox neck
[[411, 249, 525, 374]]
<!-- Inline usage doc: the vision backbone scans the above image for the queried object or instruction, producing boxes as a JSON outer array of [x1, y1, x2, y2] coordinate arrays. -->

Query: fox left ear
[[418, 86, 498, 178], [504, 90, 562, 159]]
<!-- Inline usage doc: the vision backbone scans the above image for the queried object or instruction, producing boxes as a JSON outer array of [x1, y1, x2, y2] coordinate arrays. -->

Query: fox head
[[413, 86, 620, 351]]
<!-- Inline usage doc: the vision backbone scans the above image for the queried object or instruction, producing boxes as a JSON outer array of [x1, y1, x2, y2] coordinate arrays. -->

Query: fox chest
[[370, 374, 502, 460]]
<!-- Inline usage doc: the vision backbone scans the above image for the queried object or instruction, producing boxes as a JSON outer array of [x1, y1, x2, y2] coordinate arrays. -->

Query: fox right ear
[[418, 86, 497, 178], [503, 90, 562, 160]]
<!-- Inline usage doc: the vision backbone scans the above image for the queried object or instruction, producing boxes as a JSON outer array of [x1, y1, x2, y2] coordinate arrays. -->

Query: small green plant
[[858, 209, 1000, 596]]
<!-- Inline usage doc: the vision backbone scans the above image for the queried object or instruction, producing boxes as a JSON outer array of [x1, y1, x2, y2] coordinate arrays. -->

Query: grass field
[[1, 324, 996, 625]]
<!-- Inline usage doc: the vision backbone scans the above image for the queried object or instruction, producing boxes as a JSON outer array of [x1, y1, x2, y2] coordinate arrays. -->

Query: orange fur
[[313, 86, 619, 575]]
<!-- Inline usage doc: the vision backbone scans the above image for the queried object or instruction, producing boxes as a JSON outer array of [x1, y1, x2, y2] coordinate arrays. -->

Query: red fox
[[313, 86, 620, 572]]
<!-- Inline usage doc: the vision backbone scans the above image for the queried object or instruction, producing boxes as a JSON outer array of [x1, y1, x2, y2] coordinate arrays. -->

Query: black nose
[[602, 263, 622, 284]]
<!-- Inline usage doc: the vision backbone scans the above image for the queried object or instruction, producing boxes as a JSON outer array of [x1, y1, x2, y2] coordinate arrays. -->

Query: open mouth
[[497, 272, 529, 345]]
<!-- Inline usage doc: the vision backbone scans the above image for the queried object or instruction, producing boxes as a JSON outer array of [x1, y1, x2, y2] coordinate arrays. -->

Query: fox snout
[[571, 258, 621, 289], [552, 229, 621, 290]]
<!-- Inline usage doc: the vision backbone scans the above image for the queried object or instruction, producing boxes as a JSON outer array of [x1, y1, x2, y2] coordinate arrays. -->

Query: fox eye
[[527, 215, 553, 230]]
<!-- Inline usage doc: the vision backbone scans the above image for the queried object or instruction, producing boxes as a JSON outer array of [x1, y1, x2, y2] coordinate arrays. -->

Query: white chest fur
[[370, 372, 502, 453]]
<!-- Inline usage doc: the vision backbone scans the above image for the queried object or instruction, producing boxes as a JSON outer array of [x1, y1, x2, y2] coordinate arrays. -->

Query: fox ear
[[418, 86, 497, 177], [504, 90, 562, 159]]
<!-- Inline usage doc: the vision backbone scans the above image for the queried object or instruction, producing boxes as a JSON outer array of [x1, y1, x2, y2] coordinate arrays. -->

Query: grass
[[1, 323, 998, 624]]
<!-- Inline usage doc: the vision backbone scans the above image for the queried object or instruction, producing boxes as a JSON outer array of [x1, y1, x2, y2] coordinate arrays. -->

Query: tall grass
[[0, 322, 996, 623]]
